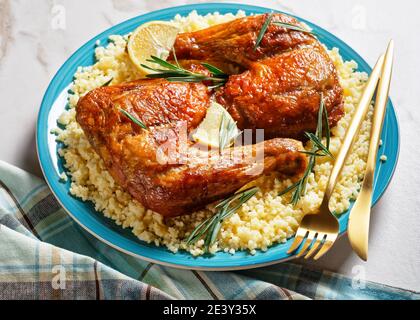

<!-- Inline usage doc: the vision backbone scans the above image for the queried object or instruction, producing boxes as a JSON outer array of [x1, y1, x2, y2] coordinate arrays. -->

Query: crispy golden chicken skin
[[76, 80, 307, 217], [173, 13, 344, 139]]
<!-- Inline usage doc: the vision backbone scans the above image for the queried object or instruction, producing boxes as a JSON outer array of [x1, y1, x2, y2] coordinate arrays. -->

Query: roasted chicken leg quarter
[[76, 80, 307, 217], [173, 13, 344, 139]]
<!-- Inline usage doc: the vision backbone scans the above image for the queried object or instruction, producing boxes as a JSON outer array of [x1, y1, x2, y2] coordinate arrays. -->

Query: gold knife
[[348, 40, 395, 261]]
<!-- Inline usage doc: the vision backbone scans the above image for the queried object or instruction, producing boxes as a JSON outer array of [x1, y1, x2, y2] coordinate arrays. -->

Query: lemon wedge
[[127, 21, 180, 75], [192, 102, 240, 149]]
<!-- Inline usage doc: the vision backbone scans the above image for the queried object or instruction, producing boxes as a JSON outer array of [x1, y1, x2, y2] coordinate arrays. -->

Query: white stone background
[[0, 0, 419, 292]]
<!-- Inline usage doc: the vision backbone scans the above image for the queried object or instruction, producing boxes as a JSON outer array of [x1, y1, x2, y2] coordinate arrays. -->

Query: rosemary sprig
[[278, 94, 331, 206], [119, 108, 148, 130], [185, 187, 260, 252], [219, 112, 241, 151], [140, 55, 228, 87], [254, 13, 314, 50]]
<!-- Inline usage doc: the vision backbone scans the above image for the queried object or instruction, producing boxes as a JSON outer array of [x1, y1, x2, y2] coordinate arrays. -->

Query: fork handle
[[365, 41, 394, 183], [322, 54, 385, 206]]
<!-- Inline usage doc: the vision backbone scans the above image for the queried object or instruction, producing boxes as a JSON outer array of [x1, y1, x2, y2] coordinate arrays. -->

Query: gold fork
[[287, 53, 386, 260], [348, 40, 394, 261]]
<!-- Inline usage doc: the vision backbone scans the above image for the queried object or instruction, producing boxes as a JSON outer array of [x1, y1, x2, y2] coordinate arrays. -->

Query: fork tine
[[313, 240, 333, 260], [304, 234, 326, 259], [287, 228, 308, 254], [296, 232, 317, 258], [314, 234, 338, 260]]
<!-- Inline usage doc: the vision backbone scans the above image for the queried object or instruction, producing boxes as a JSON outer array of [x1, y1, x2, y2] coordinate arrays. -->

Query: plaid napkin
[[0, 160, 418, 300]]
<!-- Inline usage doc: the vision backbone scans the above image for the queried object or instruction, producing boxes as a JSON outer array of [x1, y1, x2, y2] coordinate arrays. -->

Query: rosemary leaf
[[215, 190, 247, 210], [316, 92, 324, 140], [144, 72, 193, 79], [272, 22, 313, 34], [254, 12, 274, 51], [166, 76, 206, 83], [254, 13, 314, 50], [323, 100, 331, 150], [101, 78, 113, 87], [278, 181, 301, 197], [205, 218, 222, 250], [201, 63, 228, 77], [140, 66, 181, 74], [146, 55, 179, 70], [185, 219, 207, 244], [304, 132, 333, 158], [299, 150, 328, 157], [186, 214, 219, 245], [119, 108, 148, 130]]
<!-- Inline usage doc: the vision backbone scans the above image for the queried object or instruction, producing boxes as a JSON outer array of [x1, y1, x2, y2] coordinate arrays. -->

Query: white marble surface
[[1, 0, 419, 292]]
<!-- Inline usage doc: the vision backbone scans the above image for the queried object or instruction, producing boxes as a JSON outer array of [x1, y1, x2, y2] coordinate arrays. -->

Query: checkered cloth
[[0, 160, 418, 300]]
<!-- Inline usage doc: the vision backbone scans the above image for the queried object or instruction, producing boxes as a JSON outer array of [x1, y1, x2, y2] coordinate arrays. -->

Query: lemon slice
[[192, 102, 240, 149], [127, 21, 180, 75]]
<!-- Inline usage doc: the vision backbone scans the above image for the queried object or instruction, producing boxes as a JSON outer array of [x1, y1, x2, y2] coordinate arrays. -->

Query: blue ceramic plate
[[37, 3, 399, 270]]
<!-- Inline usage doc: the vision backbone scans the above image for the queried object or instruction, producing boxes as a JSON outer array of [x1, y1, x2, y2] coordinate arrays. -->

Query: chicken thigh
[[76, 79, 307, 216], [173, 13, 344, 139]]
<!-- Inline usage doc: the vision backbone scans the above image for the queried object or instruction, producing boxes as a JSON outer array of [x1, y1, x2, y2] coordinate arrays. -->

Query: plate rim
[[36, 2, 400, 271]]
